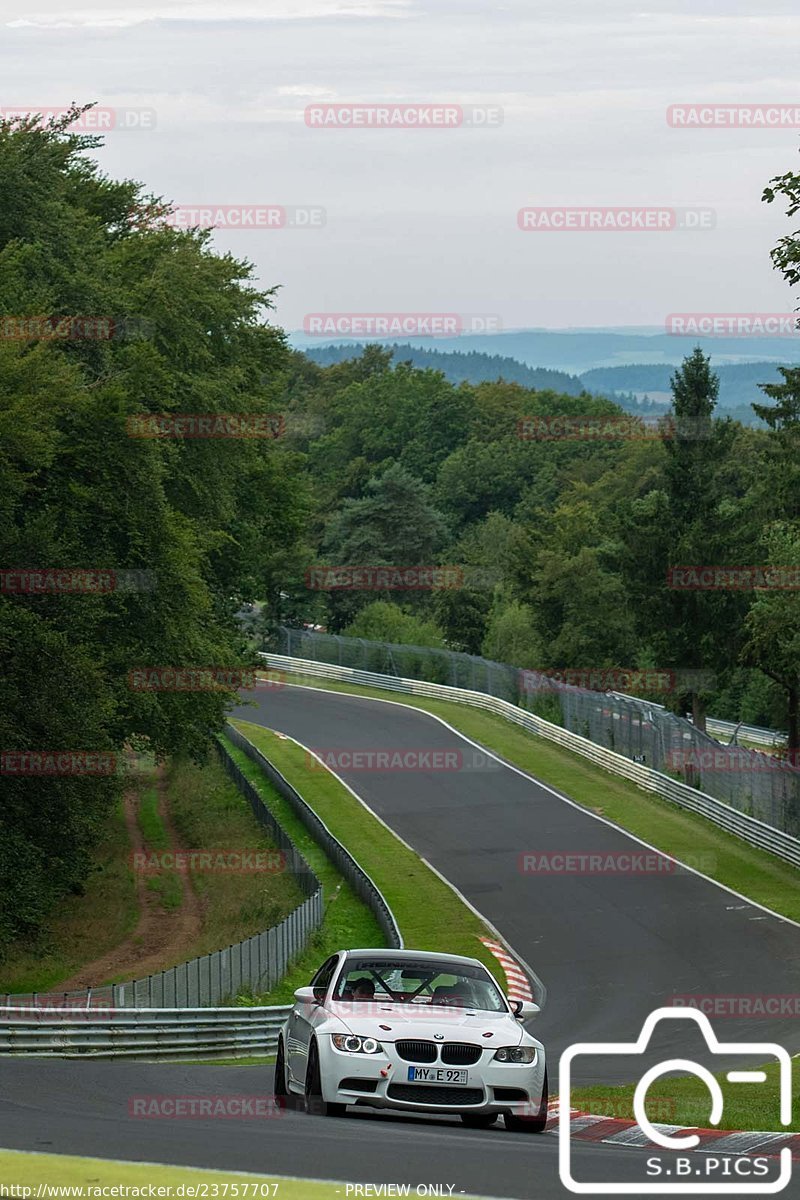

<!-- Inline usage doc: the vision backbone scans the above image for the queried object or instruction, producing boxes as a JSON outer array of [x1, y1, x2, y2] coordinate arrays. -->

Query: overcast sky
[[2, 0, 799, 334]]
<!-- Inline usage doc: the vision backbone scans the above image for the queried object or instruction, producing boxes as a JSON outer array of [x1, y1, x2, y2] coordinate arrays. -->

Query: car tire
[[461, 1113, 499, 1127], [274, 1037, 302, 1111], [504, 1069, 549, 1133], [305, 1039, 347, 1118], [274, 1037, 288, 1096]]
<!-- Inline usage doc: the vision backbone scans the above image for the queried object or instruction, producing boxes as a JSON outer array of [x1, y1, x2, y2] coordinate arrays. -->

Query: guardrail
[[704, 718, 786, 748], [260, 653, 800, 871], [223, 722, 403, 949], [0, 1005, 291, 1059], [609, 697, 786, 750]]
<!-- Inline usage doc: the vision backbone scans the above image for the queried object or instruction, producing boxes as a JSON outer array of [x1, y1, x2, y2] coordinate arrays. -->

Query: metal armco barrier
[[0, 729, 404, 1052], [0, 1006, 291, 1059], [224, 722, 403, 950], [273, 628, 800, 840], [259, 652, 800, 871], [704, 717, 786, 748]]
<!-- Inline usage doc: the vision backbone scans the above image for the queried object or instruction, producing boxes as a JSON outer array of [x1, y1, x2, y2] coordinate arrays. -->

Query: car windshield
[[332, 957, 508, 1012]]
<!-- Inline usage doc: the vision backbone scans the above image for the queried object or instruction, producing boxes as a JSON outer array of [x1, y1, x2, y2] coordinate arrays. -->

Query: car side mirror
[[511, 998, 540, 1019], [294, 986, 321, 1004]]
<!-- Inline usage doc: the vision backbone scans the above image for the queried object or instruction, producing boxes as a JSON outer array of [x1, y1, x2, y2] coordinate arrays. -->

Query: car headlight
[[493, 1046, 537, 1064], [331, 1034, 383, 1054]]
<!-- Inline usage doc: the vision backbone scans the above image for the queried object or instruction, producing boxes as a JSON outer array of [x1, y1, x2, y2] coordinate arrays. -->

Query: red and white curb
[[478, 937, 796, 1161], [479, 937, 534, 1002], [548, 1107, 800, 1160]]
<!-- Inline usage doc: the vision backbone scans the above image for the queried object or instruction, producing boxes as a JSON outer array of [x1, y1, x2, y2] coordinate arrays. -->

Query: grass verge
[[165, 755, 305, 959], [253, 672, 800, 923], [0, 751, 309, 994], [220, 737, 384, 1004], [0, 1151, 499, 1199], [228, 722, 504, 987], [570, 1056, 799, 1133]]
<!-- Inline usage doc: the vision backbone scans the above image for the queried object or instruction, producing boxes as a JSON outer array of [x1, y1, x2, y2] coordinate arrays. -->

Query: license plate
[[407, 1067, 468, 1084]]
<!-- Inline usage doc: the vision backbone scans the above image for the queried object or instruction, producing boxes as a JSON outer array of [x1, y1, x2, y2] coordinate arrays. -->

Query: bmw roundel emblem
[[433, 1033, 445, 1041]]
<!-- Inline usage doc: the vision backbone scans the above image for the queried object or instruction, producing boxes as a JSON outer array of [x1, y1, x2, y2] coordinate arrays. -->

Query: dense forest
[[276, 343, 799, 738], [1, 109, 799, 956]]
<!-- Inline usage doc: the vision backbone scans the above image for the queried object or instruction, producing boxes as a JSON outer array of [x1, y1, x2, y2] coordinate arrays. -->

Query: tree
[[343, 601, 446, 648], [738, 160, 800, 750], [751, 367, 800, 522], [481, 600, 542, 669], [741, 524, 800, 754], [320, 463, 449, 630], [655, 350, 744, 730], [0, 107, 307, 956]]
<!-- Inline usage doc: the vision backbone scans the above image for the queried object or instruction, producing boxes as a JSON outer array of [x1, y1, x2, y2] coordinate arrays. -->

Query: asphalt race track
[[236, 685, 800, 1070], [4, 1056, 772, 1198], [3, 682, 800, 1199]]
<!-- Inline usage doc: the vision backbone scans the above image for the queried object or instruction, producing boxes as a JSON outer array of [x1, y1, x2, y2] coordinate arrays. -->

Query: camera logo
[[559, 1007, 792, 1194]]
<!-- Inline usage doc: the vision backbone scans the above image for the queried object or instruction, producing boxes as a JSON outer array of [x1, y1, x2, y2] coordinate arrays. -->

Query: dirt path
[[58, 768, 204, 991]]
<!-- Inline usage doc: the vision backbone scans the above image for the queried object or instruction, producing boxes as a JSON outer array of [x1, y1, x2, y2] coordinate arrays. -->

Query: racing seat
[[431, 985, 466, 1006]]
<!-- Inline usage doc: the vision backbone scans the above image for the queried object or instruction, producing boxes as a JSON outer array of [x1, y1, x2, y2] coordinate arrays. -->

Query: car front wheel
[[305, 1040, 347, 1118], [504, 1069, 549, 1133]]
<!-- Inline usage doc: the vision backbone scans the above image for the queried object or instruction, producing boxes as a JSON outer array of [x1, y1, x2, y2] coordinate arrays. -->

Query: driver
[[351, 977, 376, 1002]]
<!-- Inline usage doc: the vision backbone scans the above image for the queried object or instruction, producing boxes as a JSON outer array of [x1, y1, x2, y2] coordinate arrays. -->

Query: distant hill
[[290, 327, 800, 374], [580, 361, 791, 411], [300, 343, 782, 427], [302, 342, 587, 394]]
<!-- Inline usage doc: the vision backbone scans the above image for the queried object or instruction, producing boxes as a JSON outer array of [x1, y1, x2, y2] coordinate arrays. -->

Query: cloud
[[5, 0, 411, 30], [277, 85, 338, 98], [2, 0, 798, 328]]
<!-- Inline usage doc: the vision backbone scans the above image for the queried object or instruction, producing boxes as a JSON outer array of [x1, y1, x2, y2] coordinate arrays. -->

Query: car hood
[[326, 1001, 527, 1047]]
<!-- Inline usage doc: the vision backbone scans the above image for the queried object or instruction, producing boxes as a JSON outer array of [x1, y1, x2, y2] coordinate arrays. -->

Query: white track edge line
[[262, 677, 800, 932], [234, 718, 547, 1008]]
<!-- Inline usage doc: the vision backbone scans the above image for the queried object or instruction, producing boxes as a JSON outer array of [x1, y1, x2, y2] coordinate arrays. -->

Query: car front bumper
[[318, 1040, 546, 1115]]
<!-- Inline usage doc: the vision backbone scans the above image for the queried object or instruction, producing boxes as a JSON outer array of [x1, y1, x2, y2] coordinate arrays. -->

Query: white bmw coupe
[[275, 948, 547, 1131]]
